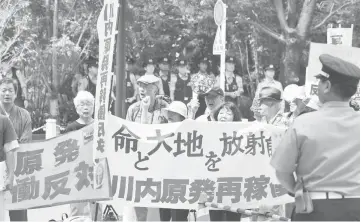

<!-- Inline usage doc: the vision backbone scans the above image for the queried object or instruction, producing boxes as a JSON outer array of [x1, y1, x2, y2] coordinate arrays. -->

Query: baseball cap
[[259, 87, 282, 102], [164, 101, 188, 118], [204, 87, 225, 97]]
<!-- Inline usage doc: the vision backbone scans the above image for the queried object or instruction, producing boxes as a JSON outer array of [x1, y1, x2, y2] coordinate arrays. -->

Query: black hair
[[0, 77, 18, 93], [214, 102, 242, 122]]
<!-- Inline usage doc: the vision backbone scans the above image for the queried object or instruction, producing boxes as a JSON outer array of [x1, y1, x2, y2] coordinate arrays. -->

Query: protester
[[0, 115, 19, 221], [157, 57, 171, 97], [0, 77, 32, 221], [64, 91, 95, 133], [271, 54, 360, 221], [188, 87, 225, 121], [62, 91, 102, 220], [126, 74, 168, 124], [164, 101, 187, 123], [157, 101, 190, 221], [299, 95, 322, 116], [258, 87, 288, 127], [283, 84, 307, 123], [216, 56, 243, 105], [251, 64, 283, 120], [169, 59, 192, 104], [214, 102, 242, 122], [125, 74, 168, 221]]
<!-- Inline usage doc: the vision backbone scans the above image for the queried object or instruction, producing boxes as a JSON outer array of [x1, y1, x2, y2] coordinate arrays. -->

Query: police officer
[[143, 58, 164, 96], [169, 58, 192, 104], [271, 54, 360, 221], [158, 57, 171, 97], [194, 57, 214, 118], [216, 56, 243, 105]]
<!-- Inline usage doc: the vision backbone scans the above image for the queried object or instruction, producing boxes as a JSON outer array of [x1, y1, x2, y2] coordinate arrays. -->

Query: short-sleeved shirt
[[0, 115, 19, 162], [126, 99, 168, 124], [271, 101, 360, 196]]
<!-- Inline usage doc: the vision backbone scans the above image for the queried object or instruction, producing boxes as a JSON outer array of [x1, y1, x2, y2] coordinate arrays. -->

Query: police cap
[[226, 56, 235, 64], [315, 54, 360, 82]]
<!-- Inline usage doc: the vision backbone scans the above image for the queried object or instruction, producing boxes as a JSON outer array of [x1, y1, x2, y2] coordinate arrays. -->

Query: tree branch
[[238, 19, 286, 43], [272, 0, 296, 34], [287, 0, 298, 28], [296, 0, 317, 40], [312, 1, 355, 30]]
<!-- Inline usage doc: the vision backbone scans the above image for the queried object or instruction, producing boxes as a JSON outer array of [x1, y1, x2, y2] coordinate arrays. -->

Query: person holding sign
[[62, 91, 102, 221], [271, 54, 360, 221], [0, 115, 19, 221], [169, 58, 192, 104]]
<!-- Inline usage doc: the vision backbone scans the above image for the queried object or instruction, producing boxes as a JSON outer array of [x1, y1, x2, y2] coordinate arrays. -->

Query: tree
[[236, 0, 360, 85]]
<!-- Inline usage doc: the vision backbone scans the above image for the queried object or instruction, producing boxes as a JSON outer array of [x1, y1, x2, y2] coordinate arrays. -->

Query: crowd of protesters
[[0, 51, 359, 221]]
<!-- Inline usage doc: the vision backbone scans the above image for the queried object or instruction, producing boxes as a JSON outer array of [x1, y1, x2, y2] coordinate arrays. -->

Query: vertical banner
[[94, 0, 119, 160], [327, 25, 353, 47], [305, 43, 360, 98]]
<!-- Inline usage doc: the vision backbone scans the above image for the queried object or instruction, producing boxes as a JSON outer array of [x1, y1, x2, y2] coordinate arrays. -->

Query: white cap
[[283, 84, 306, 102], [164, 101, 188, 118], [306, 96, 322, 110]]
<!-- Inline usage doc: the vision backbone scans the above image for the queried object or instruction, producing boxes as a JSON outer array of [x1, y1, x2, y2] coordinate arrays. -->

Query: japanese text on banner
[[93, 0, 119, 159], [5, 125, 111, 210], [104, 115, 293, 209]]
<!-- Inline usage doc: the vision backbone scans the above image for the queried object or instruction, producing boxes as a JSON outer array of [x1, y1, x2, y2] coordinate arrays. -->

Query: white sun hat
[[164, 101, 188, 118], [283, 84, 306, 102]]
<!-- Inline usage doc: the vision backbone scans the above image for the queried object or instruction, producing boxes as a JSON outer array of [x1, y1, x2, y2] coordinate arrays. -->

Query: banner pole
[[115, 0, 127, 118]]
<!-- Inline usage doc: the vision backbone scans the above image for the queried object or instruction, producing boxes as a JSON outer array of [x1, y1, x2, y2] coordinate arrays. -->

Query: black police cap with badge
[[143, 58, 155, 67], [226, 56, 236, 64]]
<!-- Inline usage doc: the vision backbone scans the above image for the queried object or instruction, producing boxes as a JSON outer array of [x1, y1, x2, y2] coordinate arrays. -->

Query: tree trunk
[[281, 38, 303, 85]]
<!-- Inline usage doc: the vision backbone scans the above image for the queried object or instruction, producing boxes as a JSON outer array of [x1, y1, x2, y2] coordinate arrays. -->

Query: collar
[[269, 109, 283, 124], [225, 72, 235, 78], [321, 101, 350, 109]]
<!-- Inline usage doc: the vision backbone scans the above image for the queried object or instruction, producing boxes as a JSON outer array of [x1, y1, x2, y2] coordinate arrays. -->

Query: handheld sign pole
[[213, 0, 227, 92]]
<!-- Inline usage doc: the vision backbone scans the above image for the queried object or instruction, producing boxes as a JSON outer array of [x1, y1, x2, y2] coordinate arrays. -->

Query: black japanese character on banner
[[243, 175, 270, 201], [74, 161, 91, 191], [266, 137, 272, 157], [205, 152, 221, 172], [98, 104, 106, 120], [270, 183, 288, 198], [99, 88, 106, 104], [104, 38, 112, 54], [54, 139, 79, 167], [310, 84, 318, 96], [147, 130, 175, 156], [188, 179, 216, 204], [219, 132, 244, 157], [101, 54, 109, 72], [97, 138, 105, 153], [135, 151, 149, 171], [161, 179, 189, 204], [135, 178, 162, 203], [244, 132, 267, 156], [216, 177, 243, 203], [98, 122, 105, 137], [104, 22, 114, 36], [112, 125, 140, 154], [42, 171, 71, 200], [173, 131, 203, 157], [104, 3, 115, 20], [14, 149, 44, 176], [100, 72, 107, 86], [11, 176, 40, 203]]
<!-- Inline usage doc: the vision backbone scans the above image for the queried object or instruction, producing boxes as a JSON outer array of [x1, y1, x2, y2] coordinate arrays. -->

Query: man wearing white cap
[[126, 74, 168, 124]]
